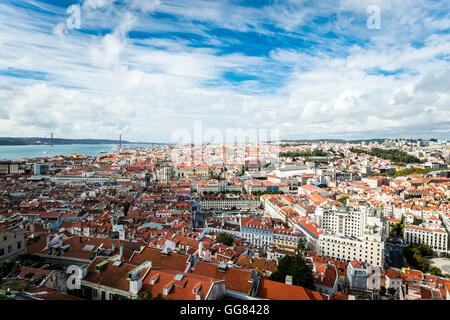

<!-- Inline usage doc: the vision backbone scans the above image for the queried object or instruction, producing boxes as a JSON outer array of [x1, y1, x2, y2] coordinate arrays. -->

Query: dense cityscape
[[0, 0, 449, 313], [1, 138, 449, 301]]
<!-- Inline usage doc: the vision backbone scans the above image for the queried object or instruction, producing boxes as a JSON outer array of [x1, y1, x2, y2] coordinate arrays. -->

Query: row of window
[[0, 241, 22, 256]]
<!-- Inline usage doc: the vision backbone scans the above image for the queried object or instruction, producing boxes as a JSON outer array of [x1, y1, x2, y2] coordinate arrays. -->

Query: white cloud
[[128, 0, 161, 13], [83, 0, 118, 11], [0, 0, 448, 141]]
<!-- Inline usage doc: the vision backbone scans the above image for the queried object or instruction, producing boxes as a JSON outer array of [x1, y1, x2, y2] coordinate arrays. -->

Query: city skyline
[[0, 0, 449, 142], [0, 135, 447, 146]]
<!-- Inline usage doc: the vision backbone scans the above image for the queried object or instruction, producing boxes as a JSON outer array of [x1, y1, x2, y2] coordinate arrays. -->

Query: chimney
[[46, 234, 51, 248], [111, 242, 115, 252], [199, 242, 204, 257], [119, 244, 124, 259], [285, 275, 293, 285]]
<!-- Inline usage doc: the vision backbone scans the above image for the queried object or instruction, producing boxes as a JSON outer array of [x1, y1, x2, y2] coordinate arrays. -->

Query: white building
[[50, 175, 110, 185], [316, 206, 386, 266], [346, 261, 382, 291], [404, 225, 448, 252], [198, 195, 259, 211]]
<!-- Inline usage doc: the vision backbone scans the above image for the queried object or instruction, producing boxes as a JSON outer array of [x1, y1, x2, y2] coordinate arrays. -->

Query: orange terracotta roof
[[191, 260, 254, 294], [257, 279, 327, 300]]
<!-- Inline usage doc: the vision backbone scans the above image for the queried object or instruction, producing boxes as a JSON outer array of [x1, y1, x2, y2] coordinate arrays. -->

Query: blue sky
[[0, 0, 449, 142]]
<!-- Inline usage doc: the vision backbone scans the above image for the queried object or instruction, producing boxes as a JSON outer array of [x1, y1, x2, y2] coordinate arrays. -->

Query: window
[[17, 241, 22, 249], [7, 246, 12, 253], [0, 248, 4, 256]]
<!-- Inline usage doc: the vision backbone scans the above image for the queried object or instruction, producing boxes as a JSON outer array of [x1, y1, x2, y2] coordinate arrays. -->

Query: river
[[0, 144, 156, 161]]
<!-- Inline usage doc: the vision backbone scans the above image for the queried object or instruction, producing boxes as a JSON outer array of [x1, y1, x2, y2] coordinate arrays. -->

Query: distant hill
[[280, 138, 387, 144], [0, 137, 161, 146]]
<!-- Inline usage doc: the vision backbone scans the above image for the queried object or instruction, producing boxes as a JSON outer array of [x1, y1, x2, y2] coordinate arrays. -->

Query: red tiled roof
[[83, 257, 141, 292], [257, 279, 327, 300], [129, 247, 190, 272], [141, 268, 220, 300], [191, 260, 255, 294]]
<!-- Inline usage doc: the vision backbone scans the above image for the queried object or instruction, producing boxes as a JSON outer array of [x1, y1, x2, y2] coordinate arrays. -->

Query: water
[[0, 144, 155, 161]]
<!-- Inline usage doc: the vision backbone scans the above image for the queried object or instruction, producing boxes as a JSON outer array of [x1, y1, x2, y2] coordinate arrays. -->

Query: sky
[[0, 0, 449, 143]]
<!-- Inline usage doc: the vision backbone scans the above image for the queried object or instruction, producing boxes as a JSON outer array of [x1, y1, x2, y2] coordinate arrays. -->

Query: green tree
[[216, 232, 234, 246], [280, 150, 327, 158], [390, 215, 405, 239], [138, 288, 165, 300], [351, 148, 423, 164], [403, 243, 433, 272], [338, 196, 349, 204], [294, 240, 307, 258], [413, 217, 423, 226], [429, 266, 442, 277], [269, 241, 315, 290]]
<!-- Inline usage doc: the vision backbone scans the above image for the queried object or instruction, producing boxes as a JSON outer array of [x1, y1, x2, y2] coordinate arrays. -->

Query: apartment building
[[156, 165, 174, 181], [273, 228, 305, 249], [240, 217, 274, 249], [50, 175, 110, 185], [1, 161, 30, 175], [346, 261, 382, 291], [315, 206, 372, 238], [0, 230, 26, 261], [176, 165, 210, 178], [362, 177, 388, 188], [316, 206, 386, 266], [206, 217, 304, 249], [404, 225, 448, 252], [198, 194, 259, 211]]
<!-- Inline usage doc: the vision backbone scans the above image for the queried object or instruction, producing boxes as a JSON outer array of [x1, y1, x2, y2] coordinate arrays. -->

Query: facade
[[176, 165, 210, 178], [291, 217, 324, 250], [50, 175, 110, 185], [362, 177, 388, 188], [385, 268, 403, 290], [0, 162, 27, 175], [346, 261, 369, 290], [34, 163, 52, 175], [404, 225, 448, 252], [206, 220, 242, 238], [205, 218, 304, 249], [0, 230, 26, 261], [316, 206, 386, 266], [199, 195, 259, 211], [156, 165, 174, 181], [318, 233, 385, 266], [273, 228, 305, 248], [240, 217, 274, 249]]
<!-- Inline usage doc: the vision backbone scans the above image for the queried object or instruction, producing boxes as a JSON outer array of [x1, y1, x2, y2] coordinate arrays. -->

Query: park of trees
[[350, 147, 423, 164], [280, 150, 328, 158], [403, 243, 433, 272]]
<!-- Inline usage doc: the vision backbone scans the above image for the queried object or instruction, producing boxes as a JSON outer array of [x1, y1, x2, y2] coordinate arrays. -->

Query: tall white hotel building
[[316, 206, 386, 266]]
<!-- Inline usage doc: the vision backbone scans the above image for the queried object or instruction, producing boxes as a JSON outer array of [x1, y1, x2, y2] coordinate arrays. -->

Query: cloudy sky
[[0, 0, 449, 142]]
